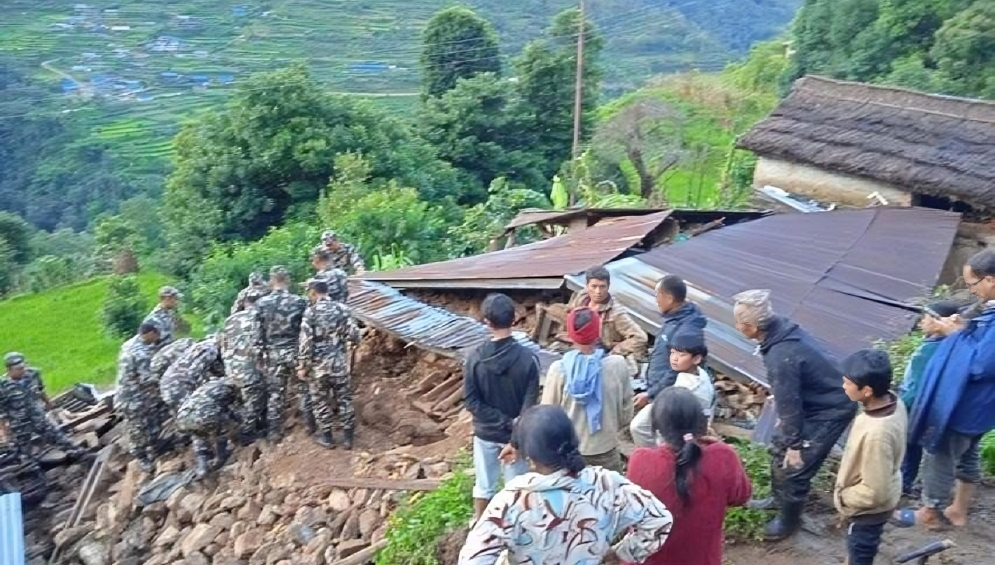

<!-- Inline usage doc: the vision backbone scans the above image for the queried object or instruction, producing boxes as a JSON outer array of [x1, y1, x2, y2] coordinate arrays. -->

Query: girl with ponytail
[[627, 388, 752, 565], [460, 405, 674, 565]]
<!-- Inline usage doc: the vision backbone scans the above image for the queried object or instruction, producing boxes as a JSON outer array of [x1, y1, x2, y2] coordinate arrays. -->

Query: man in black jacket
[[630, 275, 708, 446], [734, 289, 857, 540], [464, 293, 541, 521]]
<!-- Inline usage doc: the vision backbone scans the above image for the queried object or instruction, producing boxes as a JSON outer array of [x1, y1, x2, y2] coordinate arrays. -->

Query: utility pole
[[569, 0, 585, 206]]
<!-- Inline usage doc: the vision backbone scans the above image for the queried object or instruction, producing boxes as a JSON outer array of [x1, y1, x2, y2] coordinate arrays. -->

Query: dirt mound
[[435, 526, 469, 565]]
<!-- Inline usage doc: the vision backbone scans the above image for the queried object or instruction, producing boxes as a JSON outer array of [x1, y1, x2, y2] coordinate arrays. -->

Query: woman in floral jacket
[[459, 405, 673, 565]]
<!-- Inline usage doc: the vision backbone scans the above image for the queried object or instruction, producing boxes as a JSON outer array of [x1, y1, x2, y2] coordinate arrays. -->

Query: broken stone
[[221, 495, 246, 511], [180, 523, 223, 557], [336, 539, 370, 559], [54, 525, 88, 548], [358, 508, 380, 540], [177, 492, 207, 523], [293, 505, 328, 528], [257, 505, 279, 526], [233, 530, 265, 559], [231, 520, 249, 539], [154, 525, 182, 548], [350, 489, 368, 505], [238, 500, 263, 522], [210, 511, 235, 529], [77, 539, 110, 565], [286, 522, 315, 546], [323, 546, 337, 564], [304, 529, 332, 556], [203, 543, 222, 557], [166, 487, 189, 512], [423, 462, 450, 478], [212, 548, 246, 565], [113, 462, 142, 516], [157, 458, 185, 475], [182, 551, 209, 565], [341, 510, 360, 541], [325, 490, 351, 513], [142, 501, 169, 521]]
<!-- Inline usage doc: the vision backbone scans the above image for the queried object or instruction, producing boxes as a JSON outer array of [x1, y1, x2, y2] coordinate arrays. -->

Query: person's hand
[[782, 448, 804, 469], [498, 444, 519, 464], [296, 368, 308, 381], [633, 393, 650, 410], [934, 315, 964, 336]]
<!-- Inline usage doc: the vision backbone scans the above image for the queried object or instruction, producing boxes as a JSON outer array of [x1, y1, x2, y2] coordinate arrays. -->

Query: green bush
[[982, 432, 995, 478], [724, 440, 773, 541], [101, 275, 146, 338]]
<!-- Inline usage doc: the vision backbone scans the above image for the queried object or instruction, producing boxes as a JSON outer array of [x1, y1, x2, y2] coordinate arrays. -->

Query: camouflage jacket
[[2, 368, 45, 399], [115, 336, 158, 406], [160, 339, 223, 407], [231, 285, 271, 315], [315, 267, 349, 303], [329, 243, 365, 275], [150, 338, 197, 381], [144, 304, 181, 346], [0, 377, 57, 445], [298, 298, 360, 375], [221, 310, 260, 369], [175, 378, 239, 433], [256, 289, 308, 351]]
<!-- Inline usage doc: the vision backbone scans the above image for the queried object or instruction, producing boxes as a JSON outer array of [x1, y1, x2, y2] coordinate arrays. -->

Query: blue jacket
[[909, 306, 995, 452], [898, 337, 943, 408], [645, 302, 707, 399]]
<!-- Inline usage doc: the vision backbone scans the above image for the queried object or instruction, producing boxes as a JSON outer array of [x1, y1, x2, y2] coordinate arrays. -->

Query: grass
[[0, 272, 204, 393], [983, 432, 995, 478]]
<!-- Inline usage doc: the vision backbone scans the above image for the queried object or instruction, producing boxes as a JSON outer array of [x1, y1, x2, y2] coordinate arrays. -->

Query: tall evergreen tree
[[420, 7, 501, 98]]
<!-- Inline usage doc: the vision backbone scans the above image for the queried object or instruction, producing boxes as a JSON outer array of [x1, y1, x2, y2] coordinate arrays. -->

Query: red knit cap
[[567, 307, 602, 345]]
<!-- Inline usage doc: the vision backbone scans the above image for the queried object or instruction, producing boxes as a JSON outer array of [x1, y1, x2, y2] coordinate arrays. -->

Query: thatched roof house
[[738, 76, 995, 212]]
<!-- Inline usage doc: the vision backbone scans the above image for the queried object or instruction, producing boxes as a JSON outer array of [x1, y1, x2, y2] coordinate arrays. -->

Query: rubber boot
[[213, 437, 232, 471], [342, 428, 355, 451], [764, 501, 804, 541], [194, 450, 212, 480], [314, 430, 336, 449], [302, 409, 317, 435], [747, 497, 776, 510]]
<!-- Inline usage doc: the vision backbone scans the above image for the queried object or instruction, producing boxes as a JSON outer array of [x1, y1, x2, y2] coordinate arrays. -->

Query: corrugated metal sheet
[[360, 211, 674, 287], [503, 208, 666, 231], [636, 207, 960, 362], [0, 493, 25, 565], [347, 280, 561, 373], [565, 259, 769, 387]]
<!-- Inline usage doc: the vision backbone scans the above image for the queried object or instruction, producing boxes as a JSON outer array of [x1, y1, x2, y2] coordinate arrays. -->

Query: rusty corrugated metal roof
[[361, 211, 674, 288], [347, 280, 561, 373], [503, 208, 666, 231], [636, 207, 961, 362]]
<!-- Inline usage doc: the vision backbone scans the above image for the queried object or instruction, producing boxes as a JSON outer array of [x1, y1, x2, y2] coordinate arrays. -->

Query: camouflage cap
[[4, 352, 25, 368], [270, 265, 291, 280], [248, 271, 265, 286], [321, 230, 338, 244], [310, 246, 331, 260], [159, 286, 183, 299], [303, 278, 328, 293]]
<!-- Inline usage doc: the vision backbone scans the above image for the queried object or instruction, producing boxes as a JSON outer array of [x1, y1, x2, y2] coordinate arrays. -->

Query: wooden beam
[[330, 540, 388, 565]]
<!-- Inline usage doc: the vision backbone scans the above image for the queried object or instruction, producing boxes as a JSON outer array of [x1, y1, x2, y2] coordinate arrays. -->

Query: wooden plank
[[711, 422, 754, 441], [330, 539, 388, 565], [319, 477, 441, 491]]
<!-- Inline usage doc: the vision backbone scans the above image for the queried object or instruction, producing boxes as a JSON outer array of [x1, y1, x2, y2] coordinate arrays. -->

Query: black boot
[[314, 431, 336, 450], [194, 450, 212, 480], [213, 437, 231, 470], [342, 428, 354, 451], [747, 497, 777, 510], [302, 410, 317, 434], [238, 428, 256, 446], [764, 501, 804, 541]]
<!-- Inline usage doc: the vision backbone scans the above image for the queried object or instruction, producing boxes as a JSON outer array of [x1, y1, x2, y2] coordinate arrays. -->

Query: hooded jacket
[[463, 336, 540, 444], [760, 316, 855, 450], [646, 302, 708, 399], [910, 306, 995, 451]]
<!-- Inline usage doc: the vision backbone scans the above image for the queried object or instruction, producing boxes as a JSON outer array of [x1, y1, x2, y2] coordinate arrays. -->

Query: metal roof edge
[[354, 277, 565, 290], [0, 493, 24, 565]]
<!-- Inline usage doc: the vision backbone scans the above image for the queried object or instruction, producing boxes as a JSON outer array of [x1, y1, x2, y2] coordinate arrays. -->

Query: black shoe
[[302, 411, 317, 434], [764, 502, 804, 541], [213, 438, 231, 470], [314, 431, 336, 450], [194, 451, 212, 480], [342, 428, 354, 451], [238, 429, 256, 446]]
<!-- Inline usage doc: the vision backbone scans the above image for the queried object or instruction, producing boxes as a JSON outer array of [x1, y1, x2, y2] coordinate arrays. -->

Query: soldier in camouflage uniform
[[3, 353, 52, 411], [0, 366, 81, 463], [310, 248, 350, 303], [160, 337, 224, 414], [117, 323, 169, 471], [298, 279, 361, 450], [221, 290, 266, 444], [231, 272, 270, 315], [150, 338, 197, 382], [255, 266, 310, 441], [320, 230, 366, 275], [144, 286, 183, 346], [175, 378, 240, 479]]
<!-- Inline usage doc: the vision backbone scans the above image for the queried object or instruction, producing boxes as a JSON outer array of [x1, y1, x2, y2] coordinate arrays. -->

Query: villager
[[144, 286, 183, 346], [460, 405, 673, 565], [733, 289, 856, 540], [320, 230, 366, 275], [230, 272, 270, 315], [159, 336, 223, 414], [899, 249, 995, 530], [221, 290, 266, 445], [541, 307, 633, 473], [175, 378, 240, 479], [627, 387, 751, 565], [116, 322, 170, 472], [463, 293, 540, 522], [631, 275, 707, 447], [298, 279, 361, 450], [255, 266, 310, 441], [665, 329, 715, 418], [3, 352, 53, 410], [898, 300, 962, 496], [836, 350, 907, 565], [310, 247, 350, 303]]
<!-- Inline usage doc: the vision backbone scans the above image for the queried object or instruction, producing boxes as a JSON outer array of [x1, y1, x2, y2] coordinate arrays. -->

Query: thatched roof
[[738, 76, 995, 210]]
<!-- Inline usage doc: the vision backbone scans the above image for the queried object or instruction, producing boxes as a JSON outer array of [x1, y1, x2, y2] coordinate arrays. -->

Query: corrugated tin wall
[[0, 493, 25, 565]]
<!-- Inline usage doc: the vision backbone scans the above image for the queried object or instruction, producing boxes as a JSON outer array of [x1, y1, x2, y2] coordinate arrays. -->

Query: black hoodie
[[646, 302, 708, 399], [463, 336, 541, 444], [760, 316, 856, 449]]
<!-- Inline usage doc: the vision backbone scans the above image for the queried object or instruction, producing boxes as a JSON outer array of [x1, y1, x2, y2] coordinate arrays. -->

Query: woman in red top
[[627, 387, 752, 565]]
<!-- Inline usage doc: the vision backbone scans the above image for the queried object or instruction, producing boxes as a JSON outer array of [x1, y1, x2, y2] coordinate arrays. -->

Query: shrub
[[982, 432, 995, 478], [101, 275, 146, 338], [724, 439, 773, 541]]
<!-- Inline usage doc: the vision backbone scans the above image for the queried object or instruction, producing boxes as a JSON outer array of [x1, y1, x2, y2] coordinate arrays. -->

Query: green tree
[[0, 211, 34, 264], [93, 214, 142, 273], [101, 275, 146, 338], [0, 239, 15, 296], [931, 1, 995, 98], [420, 7, 501, 98], [514, 9, 605, 180], [448, 178, 550, 256]]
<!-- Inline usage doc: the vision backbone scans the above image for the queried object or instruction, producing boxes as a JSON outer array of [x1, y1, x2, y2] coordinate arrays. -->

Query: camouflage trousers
[[262, 347, 312, 434], [5, 413, 77, 459], [176, 406, 232, 457], [120, 394, 170, 461], [309, 371, 355, 433], [227, 361, 267, 436]]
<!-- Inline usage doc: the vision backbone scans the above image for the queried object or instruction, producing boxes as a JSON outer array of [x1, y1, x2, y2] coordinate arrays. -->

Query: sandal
[[891, 507, 951, 531]]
